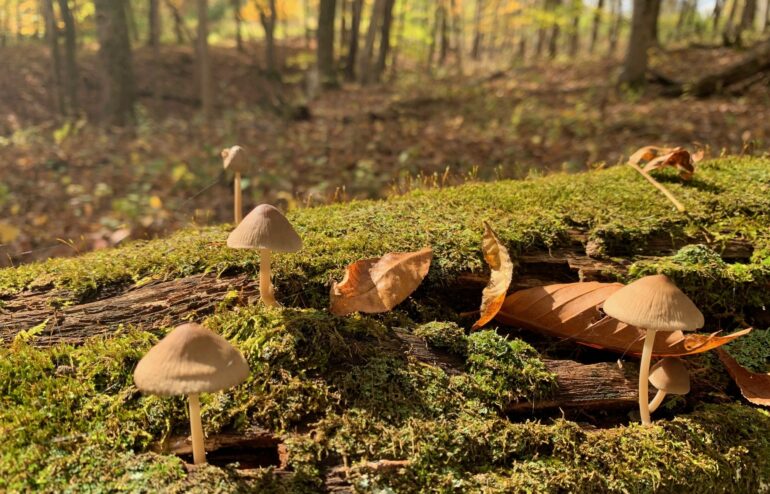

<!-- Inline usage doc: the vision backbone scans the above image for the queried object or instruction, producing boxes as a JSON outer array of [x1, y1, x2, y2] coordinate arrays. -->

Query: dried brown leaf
[[495, 282, 750, 356], [628, 145, 696, 180], [716, 348, 770, 407], [472, 222, 514, 331], [330, 247, 433, 316]]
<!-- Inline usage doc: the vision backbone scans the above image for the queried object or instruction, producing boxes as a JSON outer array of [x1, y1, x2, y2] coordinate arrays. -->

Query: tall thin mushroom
[[222, 145, 247, 224], [227, 204, 302, 307], [133, 323, 250, 465], [602, 274, 703, 425], [648, 357, 690, 413]]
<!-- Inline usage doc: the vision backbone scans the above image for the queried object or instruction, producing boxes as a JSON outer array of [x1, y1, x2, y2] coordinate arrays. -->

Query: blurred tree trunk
[[303, 0, 311, 48], [589, 0, 604, 53], [43, 0, 64, 115], [148, 0, 161, 47], [450, 0, 463, 72], [373, 0, 395, 81], [232, 0, 244, 52], [389, 0, 406, 79], [723, 0, 740, 44], [126, 0, 139, 42], [649, 0, 661, 45], [548, 0, 562, 59], [58, 0, 79, 116], [736, 0, 758, 43], [94, 0, 135, 126], [568, 0, 581, 57], [359, 0, 383, 80], [471, 0, 484, 59], [164, 0, 188, 43], [197, 0, 213, 119], [317, 0, 338, 87], [608, 0, 621, 55], [426, 2, 439, 71], [257, 0, 278, 75], [765, 0, 770, 31], [712, 0, 724, 34], [439, 2, 448, 65], [345, 0, 363, 80], [340, 0, 348, 54], [619, 0, 659, 87]]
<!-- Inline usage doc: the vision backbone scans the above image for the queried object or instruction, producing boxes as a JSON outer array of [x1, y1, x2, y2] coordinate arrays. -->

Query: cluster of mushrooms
[[132, 148, 704, 466]]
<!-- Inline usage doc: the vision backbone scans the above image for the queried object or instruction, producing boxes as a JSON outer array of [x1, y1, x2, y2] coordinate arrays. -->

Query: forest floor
[[1, 41, 769, 266]]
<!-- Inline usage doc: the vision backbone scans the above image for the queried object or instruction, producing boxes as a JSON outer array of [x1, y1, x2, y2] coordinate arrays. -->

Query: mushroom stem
[[259, 248, 277, 306], [234, 172, 242, 224], [638, 330, 656, 425], [188, 393, 206, 465], [648, 389, 667, 413]]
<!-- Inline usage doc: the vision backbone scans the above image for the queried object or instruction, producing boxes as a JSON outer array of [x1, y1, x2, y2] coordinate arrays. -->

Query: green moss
[[724, 329, 770, 373], [2, 157, 769, 309], [414, 321, 468, 356]]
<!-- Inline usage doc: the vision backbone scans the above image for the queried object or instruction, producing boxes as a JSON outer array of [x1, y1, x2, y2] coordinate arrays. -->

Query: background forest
[[1, 0, 769, 267]]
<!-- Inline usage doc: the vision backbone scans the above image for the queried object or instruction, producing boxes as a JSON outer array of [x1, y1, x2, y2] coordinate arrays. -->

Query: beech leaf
[[716, 348, 770, 407], [472, 222, 514, 331], [330, 247, 433, 316], [628, 145, 697, 180], [495, 281, 750, 356]]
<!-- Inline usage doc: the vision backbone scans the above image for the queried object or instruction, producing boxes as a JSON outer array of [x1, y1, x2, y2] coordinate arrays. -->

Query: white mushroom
[[648, 357, 690, 413], [603, 274, 703, 425], [222, 145, 247, 224], [133, 323, 250, 464], [227, 204, 302, 307]]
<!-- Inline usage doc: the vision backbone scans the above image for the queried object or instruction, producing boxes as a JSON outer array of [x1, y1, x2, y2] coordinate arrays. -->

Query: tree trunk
[[94, 0, 136, 126], [568, 0, 581, 57], [126, 0, 139, 43], [389, 0, 407, 79], [148, 0, 161, 47], [345, 0, 363, 80], [373, 0, 396, 82], [439, 3, 448, 65], [589, 0, 605, 53], [317, 0, 338, 87], [303, 0, 311, 48], [450, 0, 463, 73], [619, 0, 659, 87], [258, 0, 278, 75], [43, 0, 64, 115], [650, 0, 662, 46], [58, 0, 79, 116], [548, 0, 562, 59], [232, 0, 243, 52], [164, 0, 189, 43], [358, 0, 383, 82], [765, 0, 770, 31], [736, 0, 758, 43], [340, 0, 348, 56], [712, 0, 724, 34], [471, 0, 484, 59], [197, 0, 213, 120], [723, 0, 741, 44], [608, 0, 621, 55]]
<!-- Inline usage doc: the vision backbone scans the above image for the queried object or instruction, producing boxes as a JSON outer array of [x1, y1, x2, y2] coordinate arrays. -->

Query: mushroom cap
[[221, 145, 247, 173], [134, 323, 250, 396], [227, 204, 302, 252], [602, 274, 704, 332], [649, 357, 690, 395]]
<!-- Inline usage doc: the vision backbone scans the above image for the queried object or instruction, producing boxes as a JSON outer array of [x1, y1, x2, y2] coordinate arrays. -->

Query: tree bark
[[589, 0, 605, 53], [317, 0, 338, 87], [345, 0, 363, 80], [548, 0, 562, 59], [471, 0, 484, 59], [43, 0, 64, 115], [58, 0, 79, 116], [197, 0, 214, 120], [649, 0, 662, 45], [148, 0, 161, 47], [712, 0, 724, 34], [608, 0, 621, 55], [94, 0, 136, 126], [373, 0, 396, 82], [231, 0, 243, 52], [165, 0, 188, 43], [358, 0, 383, 82], [388, 0, 407, 80], [258, 0, 278, 75], [619, 0, 659, 87], [568, 0, 581, 57], [439, 2, 448, 65]]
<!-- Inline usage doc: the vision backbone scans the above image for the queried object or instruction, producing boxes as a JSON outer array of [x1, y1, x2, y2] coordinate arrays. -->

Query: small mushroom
[[227, 204, 302, 307], [222, 145, 247, 224], [603, 274, 703, 425], [648, 357, 690, 413], [133, 323, 250, 465]]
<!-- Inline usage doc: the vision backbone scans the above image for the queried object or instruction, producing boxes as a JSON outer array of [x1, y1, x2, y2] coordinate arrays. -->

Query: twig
[[627, 162, 686, 213]]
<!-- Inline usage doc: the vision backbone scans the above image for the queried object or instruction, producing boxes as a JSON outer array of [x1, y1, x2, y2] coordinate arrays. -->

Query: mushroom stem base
[[638, 330, 656, 426], [189, 393, 206, 465]]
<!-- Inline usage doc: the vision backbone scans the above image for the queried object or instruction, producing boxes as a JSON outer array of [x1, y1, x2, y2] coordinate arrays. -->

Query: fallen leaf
[[716, 348, 770, 407], [628, 145, 696, 180], [495, 282, 750, 357], [472, 222, 514, 330], [330, 247, 433, 316]]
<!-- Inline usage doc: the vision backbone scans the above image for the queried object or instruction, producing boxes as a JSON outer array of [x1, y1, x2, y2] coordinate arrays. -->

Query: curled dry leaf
[[472, 222, 514, 331], [495, 281, 750, 356], [716, 348, 770, 407], [628, 145, 697, 180], [330, 247, 433, 316]]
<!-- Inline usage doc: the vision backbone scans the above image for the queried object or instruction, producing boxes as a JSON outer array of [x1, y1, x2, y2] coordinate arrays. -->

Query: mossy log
[[2, 158, 770, 492]]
